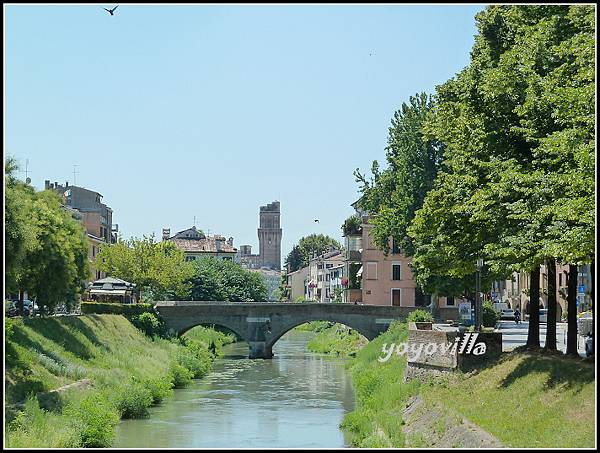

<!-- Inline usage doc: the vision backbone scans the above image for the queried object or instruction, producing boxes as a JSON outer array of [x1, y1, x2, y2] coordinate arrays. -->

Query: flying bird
[[314, 219, 320, 223], [103, 5, 119, 15]]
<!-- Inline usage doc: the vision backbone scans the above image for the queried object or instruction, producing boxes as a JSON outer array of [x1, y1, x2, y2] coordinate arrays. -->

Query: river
[[113, 330, 356, 448]]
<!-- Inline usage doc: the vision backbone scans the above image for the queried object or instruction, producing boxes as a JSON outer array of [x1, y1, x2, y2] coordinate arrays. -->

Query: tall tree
[[285, 234, 341, 272], [354, 92, 444, 256], [96, 235, 194, 301], [18, 190, 90, 313]]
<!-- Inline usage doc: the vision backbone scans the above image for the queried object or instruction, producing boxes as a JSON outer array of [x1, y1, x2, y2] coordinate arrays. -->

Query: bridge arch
[[265, 317, 374, 352]]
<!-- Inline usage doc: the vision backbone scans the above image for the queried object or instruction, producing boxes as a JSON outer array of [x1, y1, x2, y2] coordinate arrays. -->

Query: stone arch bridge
[[155, 301, 423, 359]]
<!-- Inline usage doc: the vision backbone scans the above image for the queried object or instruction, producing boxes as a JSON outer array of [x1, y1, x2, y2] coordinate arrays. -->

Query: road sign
[[578, 285, 586, 293]]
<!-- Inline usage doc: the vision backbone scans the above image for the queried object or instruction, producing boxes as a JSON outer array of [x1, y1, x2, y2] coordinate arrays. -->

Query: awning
[[356, 266, 363, 277], [89, 289, 128, 296]]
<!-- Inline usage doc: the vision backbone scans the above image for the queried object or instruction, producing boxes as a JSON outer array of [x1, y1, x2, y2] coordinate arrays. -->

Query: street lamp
[[475, 258, 484, 331]]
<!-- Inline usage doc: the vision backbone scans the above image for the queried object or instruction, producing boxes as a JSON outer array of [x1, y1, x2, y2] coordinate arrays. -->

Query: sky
[[4, 3, 485, 258]]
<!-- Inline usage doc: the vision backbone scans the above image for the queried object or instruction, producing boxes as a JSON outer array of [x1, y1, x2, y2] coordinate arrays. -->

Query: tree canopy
[[284, 234, 342, 272], [96, 235, 194, 301]]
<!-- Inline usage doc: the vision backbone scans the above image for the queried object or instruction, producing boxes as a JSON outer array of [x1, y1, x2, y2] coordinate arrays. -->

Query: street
[[497, 320, 587, 357]]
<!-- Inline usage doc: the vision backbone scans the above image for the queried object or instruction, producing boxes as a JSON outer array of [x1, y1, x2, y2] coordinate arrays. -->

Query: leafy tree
[[18, 190, 90, 313], [187, 258, 267, 302], [409, 6, 594, 345], [285, 234, 342, 272], [354, 92, 445, 256], [341, 214, 362, 237], [5, 157, 38, 294], [96, 235, 194, 301]]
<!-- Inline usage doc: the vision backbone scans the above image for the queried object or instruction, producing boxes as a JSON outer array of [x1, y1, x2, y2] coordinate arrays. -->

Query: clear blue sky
[[5, 4, 484, 258]]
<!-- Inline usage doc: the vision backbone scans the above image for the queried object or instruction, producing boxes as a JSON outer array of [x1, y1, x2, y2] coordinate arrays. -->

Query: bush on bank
[[4, 315, 234, 448]]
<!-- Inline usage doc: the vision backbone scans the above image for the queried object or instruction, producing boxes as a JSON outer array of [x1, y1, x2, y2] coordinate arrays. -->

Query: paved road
[[497, 320, 587, 356]]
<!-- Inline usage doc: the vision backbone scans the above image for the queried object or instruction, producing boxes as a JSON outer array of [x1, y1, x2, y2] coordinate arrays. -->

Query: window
[[392, 289, 402, 306], [446, 296, 455, 306], [392, 263, 401, 280], [326, 263, 334, 269], [391, 238, 401, 254], [366, 262, 377, 280]]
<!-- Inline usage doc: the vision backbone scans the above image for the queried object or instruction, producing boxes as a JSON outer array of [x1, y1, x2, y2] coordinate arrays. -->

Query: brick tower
[[258, 201, 282, 270]]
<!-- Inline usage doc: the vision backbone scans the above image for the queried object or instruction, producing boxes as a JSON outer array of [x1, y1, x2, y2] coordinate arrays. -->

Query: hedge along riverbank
[[5, 314, 235, 448], [304, 322, 368, 357]]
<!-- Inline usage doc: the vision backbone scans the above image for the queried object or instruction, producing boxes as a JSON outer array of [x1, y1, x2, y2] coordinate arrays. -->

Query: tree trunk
[[18, 289, 24, 317], [544, 258, 557, 351], [566, 263, 579, 356], [526, 265, 540, 348]]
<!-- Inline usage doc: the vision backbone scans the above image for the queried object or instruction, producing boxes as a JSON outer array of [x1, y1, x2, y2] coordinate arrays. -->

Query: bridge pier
[[248, 341, 273, 359]]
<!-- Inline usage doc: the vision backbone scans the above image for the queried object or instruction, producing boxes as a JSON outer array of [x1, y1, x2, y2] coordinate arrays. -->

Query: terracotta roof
[[170, 237, 237, 254]]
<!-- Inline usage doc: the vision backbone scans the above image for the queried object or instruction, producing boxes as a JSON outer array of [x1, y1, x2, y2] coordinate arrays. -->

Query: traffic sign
[[578, 285, 586, 293]]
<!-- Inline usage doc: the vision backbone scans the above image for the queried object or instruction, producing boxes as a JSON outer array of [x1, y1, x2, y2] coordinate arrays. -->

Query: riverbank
[[300, 321, 367, 357], [5, 314, 234, 447], [312, 321, 595, 448]]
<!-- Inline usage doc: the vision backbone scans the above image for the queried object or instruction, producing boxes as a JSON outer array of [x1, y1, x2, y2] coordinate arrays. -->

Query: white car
[[539, 309, 548, 323], [500, 308, 515, 320]]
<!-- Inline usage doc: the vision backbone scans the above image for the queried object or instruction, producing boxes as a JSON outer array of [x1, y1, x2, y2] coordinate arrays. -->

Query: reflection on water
[[113, 331, 356, 448]]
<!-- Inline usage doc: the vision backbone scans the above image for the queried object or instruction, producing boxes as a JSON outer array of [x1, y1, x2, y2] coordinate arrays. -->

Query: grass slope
[[340, 321, 596, 448], [5, 314, 233, 447]]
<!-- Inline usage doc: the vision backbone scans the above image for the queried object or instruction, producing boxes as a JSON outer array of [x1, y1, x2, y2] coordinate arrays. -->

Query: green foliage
[[342, 214, 362, 236], [354, 93, 444, 257], [67, 393, 120, 447], [129, 312, 167, 338], [168, 363, 194, 388], [114, 380, 154, 419], [284, 234, 342, 272], [80, 302, 155, 316], [482, 301, 500, 327], [407, 309, 434, 323], [187, 257, 267, 302], [5, 315, 223, 447], [341, 322, 420, 447], [96, 235, 194, 301], [5, 158, 90, 312], [143, 377, 174, 405], [306, 323, 366, 357]]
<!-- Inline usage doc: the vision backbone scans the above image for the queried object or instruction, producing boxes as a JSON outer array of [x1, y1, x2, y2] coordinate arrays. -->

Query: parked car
[[525, 309, 548, 323], [22, 299, 39, 316], [500, 308, 515, 320], [5, 300, 18, 317]]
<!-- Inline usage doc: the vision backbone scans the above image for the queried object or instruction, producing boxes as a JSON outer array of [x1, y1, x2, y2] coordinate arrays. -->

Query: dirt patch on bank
[[402, 395, 503, 448]]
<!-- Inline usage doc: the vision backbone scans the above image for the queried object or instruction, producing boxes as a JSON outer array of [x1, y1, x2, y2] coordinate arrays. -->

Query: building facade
[[47, 180, 117, 284], [165, 226, 237, 261]]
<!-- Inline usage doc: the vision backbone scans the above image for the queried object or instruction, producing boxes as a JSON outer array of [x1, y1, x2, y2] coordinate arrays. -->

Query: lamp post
[[475, 258, 484, 331]]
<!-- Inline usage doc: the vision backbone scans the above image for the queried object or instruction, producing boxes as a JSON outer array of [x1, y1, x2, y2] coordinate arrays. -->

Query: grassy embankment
[[312, 321, 595, 448], [5, 314, 235, 448], [298, 321, 367, 357]]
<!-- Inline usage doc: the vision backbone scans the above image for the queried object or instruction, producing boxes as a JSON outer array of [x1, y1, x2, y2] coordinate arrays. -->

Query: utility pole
[[73, 165, 79, 186]]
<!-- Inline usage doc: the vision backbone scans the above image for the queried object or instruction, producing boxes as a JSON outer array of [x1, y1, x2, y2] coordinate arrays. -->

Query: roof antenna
[[73, 164, 79, 186]]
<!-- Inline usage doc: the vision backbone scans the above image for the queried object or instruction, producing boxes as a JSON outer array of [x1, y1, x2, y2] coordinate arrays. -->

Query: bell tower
[[258, 201, 282, 270]]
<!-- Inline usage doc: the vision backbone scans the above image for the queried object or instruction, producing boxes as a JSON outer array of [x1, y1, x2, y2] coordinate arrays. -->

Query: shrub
[[342, 214, 362, 236], [176, 339, 212, 378], [114, 381, 154, 419], [168, 363, 194, 388], [129, 312, 166, 338], [407, 309, 434, 323], [80, 302, 154, 316], [65, 393, 120, 448], [482, 301, 499, 327], [144, 377, 174, 405]]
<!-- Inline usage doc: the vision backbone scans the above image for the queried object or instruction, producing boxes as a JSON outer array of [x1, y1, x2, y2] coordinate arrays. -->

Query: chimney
[[45, 180, 50, 190], [227, 237, 234, 247], [65, 181, 69, 187], [215, 237, 223, 252], [162, 228, 170, 241]]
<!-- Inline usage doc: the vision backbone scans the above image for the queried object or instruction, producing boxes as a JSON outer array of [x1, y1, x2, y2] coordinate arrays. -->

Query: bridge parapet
[[154, 302, 437, 358]]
